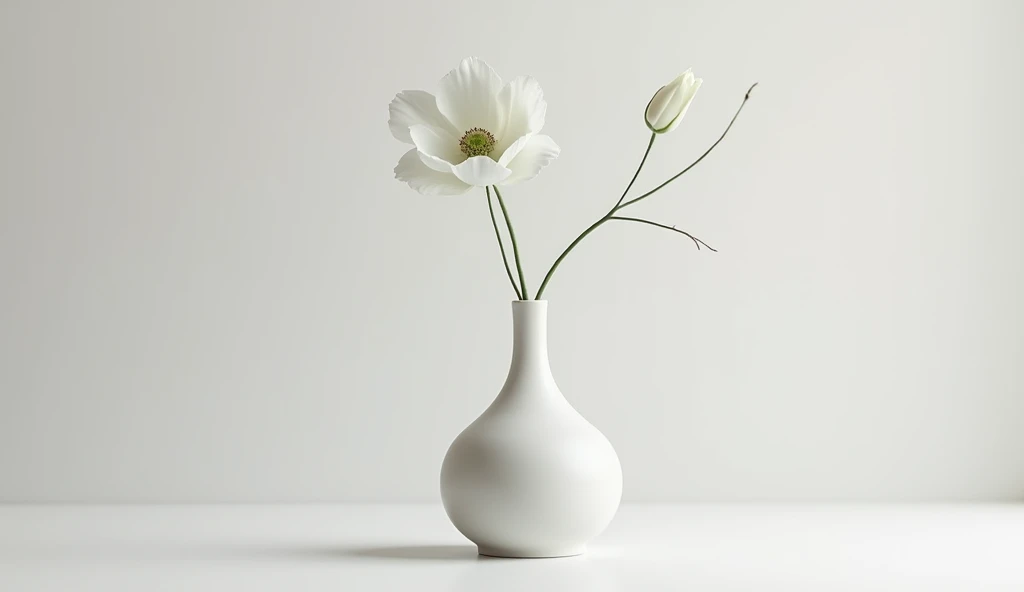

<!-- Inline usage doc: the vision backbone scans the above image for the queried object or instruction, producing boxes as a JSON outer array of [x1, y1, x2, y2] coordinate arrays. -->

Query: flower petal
[[394, 149, 472, 196], [494, 76, 547, 156], [388, 90, 458, 144], [664, 77, 701, 133], [646, 70, 703, 134], [504, 135, 560, 185], [645, 75, 685, 130], [435, 57, 505, 136], [451, 155, 512, 186], [497, 133, 533, 168], [409, 124, 464, 172]]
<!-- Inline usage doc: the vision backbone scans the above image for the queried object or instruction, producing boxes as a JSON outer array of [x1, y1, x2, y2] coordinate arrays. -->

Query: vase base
[[477, 545, 586, 559]]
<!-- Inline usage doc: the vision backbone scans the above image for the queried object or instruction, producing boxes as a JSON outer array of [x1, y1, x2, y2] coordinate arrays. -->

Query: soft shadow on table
[[203, 543, 488, 562], [342, 544, 483, 561], [185, 543, 485, 562], [7, 541, 604, 568], [7, 541, 495, 563]]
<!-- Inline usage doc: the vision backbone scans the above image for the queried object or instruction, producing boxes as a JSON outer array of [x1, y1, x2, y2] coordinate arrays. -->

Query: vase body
[[440, 301, 623, 558]]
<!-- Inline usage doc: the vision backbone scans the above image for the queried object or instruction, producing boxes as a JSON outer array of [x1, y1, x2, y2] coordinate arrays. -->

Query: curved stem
[[486, 187, 522, 299], [614, 132, 657, 209], [492, 186, 529, 300], [534, 217, 609, 300], [607, 216, 717, 251], [535, 133, 658, 299], [535, 83, 756, 299], [619, 82, 758, 210]]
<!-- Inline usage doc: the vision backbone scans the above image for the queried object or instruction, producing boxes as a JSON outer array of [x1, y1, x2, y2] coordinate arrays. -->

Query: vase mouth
[[511, 300, 548, 305]]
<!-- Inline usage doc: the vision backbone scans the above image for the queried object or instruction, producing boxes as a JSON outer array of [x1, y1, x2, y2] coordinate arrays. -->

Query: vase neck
[[509, 301, 553, 377]]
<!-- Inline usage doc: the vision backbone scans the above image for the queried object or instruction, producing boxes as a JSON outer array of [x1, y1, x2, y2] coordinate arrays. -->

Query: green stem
[[534, 217, 610, 300], [492, 185, 529, 300], [618, 83, 757, 210], [607, 216, 716, 251], [534, 133, 657, 300], [534, 83, 756, 299], [486, 187, 522, 300], [614, 132, 656, 209]]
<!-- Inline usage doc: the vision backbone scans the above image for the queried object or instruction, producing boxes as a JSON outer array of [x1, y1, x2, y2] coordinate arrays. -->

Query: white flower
[[389, 57, 561, 196], [645, 69, 703, 134]]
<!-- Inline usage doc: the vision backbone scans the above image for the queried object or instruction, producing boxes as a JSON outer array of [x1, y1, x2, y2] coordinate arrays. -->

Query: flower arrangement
[[389, 57, 756, 300]]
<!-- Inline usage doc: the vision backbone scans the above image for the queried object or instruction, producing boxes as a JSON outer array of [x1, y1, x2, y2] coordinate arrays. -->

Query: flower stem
[[618, 83, 757, 209], [534, 132, 657, 300], [492, 185, 529, 300], [534, 83, 755, 300], [534, 217, 609, 300], [614, 132, 657, 209], [486, 187, 522, 300]]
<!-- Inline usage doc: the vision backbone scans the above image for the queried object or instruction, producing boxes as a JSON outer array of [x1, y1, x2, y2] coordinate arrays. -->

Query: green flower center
[[459, 127, 496, 158]]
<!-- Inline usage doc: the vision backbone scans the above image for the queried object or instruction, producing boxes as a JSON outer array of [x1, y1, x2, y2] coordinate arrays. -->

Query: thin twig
[[534, 217, 607, 300], [486, 187, 522, 299], [618, 82, 758, 209], [534, 134, 657, 299], [534, 83, 756, 299], [607, 216, 717, 251]]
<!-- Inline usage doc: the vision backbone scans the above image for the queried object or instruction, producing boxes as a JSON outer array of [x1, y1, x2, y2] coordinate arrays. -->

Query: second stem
[[534, 132, 658, 299]]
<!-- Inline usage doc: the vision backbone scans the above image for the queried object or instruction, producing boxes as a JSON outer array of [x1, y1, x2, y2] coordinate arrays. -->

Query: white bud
[[645, 69, 703, 134]]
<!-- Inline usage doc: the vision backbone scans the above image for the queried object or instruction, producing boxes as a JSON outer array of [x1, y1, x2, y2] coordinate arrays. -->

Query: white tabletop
[[1, 504, 1022, 591]]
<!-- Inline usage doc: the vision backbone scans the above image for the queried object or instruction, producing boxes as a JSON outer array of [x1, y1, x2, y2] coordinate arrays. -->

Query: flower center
[[459, 127, 496, 158]]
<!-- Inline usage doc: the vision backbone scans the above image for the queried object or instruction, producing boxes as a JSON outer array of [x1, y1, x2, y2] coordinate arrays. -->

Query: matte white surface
[[2, 504, 1023, 591], [441, 302, 622, 556], [2, 0, 1023, 503]]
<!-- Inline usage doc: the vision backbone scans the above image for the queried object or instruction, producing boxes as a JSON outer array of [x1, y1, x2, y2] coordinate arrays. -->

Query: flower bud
[[645, 69, 702, 134]]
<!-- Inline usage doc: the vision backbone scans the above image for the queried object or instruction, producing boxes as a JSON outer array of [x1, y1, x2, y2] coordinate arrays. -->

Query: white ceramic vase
[[440, 300, 623, 558]]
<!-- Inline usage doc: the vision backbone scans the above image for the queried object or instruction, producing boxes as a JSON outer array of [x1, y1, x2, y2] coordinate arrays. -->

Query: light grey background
[[1, 0, 1022, 502]]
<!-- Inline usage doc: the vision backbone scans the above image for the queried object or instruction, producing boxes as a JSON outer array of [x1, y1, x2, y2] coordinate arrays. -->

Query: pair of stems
[[486, 185, 529, 300], [487, 82, 757, 301]]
